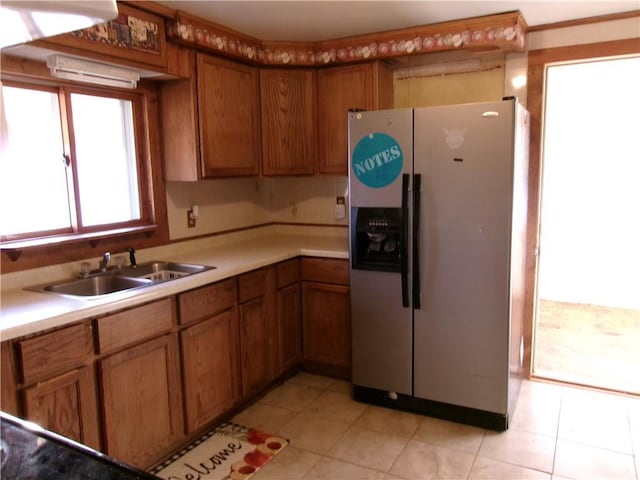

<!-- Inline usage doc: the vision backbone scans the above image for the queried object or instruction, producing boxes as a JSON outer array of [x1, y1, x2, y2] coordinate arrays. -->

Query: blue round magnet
[[351, 133, 403, 188]]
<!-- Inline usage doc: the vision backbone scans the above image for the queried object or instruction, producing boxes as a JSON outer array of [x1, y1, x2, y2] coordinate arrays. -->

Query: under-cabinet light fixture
[[47, 55, 140, 89]]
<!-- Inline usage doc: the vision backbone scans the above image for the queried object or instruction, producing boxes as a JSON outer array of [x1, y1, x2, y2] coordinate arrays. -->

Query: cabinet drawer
[[97, 298, 174, 353], [18, 322, 93, 384], [276, 259, 299, 289], [238, 268, 268, 303], [179, 278, 237, 325], [301, 257, 349, 285]]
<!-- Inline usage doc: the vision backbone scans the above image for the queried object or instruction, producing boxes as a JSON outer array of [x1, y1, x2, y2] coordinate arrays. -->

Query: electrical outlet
[[335, 196, 346, 220], [187, 209, 196, 228]]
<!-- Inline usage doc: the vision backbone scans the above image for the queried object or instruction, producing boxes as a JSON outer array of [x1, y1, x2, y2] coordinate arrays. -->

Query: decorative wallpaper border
[[71, 11, 161, 54], [166, 11, 527, 66]]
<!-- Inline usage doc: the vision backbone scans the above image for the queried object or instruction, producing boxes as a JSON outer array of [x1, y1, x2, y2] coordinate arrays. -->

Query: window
[[1, 82, 149, 241]]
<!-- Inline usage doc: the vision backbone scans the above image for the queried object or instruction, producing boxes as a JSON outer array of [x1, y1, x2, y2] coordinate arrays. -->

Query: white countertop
[[0, 233, 349, 342]]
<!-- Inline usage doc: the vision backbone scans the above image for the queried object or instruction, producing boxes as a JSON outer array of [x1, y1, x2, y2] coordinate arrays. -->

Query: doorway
[[532, 55, 640, 394]]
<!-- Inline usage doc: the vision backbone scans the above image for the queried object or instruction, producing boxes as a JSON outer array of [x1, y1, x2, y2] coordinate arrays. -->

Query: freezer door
[[350, 269, 413, 394], [413, 101, 515, 414], [348, 108, 413, 395]]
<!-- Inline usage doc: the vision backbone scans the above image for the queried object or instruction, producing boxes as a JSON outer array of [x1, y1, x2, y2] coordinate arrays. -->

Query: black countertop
[[1, 412, 159, 479]]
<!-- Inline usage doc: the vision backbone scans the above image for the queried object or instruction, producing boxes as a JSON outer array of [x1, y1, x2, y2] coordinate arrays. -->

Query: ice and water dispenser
[[351, 207, 403, 272]]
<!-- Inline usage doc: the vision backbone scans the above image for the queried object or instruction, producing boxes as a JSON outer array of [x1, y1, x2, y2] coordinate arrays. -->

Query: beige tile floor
[[232, 372, 640, 480]]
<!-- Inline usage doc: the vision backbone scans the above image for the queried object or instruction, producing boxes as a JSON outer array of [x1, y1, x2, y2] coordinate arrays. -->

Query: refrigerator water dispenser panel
[[351, 207, 402, 272]]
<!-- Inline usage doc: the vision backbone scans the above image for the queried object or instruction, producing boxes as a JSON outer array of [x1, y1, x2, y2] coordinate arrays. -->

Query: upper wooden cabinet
[[260, 69, 316, 175], [317, 62, 394, 175], [160, 49, 261, 180]]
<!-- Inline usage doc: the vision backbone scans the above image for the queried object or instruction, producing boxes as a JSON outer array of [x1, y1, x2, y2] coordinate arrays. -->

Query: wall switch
[[335, 196, 346, 220]]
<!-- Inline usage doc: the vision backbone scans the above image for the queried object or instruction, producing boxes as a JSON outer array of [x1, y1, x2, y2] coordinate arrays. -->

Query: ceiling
[[154, 1, 638, 42]]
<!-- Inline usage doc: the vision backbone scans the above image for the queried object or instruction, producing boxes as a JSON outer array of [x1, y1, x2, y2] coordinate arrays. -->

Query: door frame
[[522, 37, 640, 378]]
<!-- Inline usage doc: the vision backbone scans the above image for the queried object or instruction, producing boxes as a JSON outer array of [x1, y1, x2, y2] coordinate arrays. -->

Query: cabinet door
[[180, 309, 239, 433], [260, 69, 316, 175], [100, 335, 183, 468], [1, 342, 20, 417], [239, 296, 271, 397], [302, 282, 351, 372], [198, 54, 261, 177], [23, 367, 100, 450], [317, 62, 393, 174], [277, 283, 301, 375]]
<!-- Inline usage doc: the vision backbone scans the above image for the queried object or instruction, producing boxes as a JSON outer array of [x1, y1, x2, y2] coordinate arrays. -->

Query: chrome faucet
[[128, 247, 137, 268], [99, 252, 111, 271], [98, 248, 135, 271]]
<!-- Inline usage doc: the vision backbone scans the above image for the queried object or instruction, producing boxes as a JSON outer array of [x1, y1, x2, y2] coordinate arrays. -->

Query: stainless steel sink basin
[[39, 274, 153, 297], [28, 261, 215, 298], [119, 261, 215, 282]]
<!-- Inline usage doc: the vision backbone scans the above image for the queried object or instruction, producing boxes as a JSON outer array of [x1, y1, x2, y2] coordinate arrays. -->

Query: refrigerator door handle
[[401, 173, 410, 308], [413, 173, 422, 309]]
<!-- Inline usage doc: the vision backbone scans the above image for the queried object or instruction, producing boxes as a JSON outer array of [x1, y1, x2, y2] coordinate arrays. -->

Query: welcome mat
[[151, 423, 288, 480]]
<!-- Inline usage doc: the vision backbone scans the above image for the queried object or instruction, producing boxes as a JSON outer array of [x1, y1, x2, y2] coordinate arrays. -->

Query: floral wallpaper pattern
[[167, 13, 526, 66]]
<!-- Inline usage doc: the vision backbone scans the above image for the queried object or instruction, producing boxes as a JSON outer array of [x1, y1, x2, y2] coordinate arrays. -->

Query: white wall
[[166, 176, 348, 240]]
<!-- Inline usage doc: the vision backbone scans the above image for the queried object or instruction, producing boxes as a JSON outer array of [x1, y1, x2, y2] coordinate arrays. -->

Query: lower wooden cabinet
[[22, 366, 100, 450], [301, 257, 351, 377], [178, 279, 239, 433], [276, 259, 301, 375], [238, 267, 276, 398], [278, 283, 302, 374], [100, 334, 183, 468], [2, 254, 349, 469], [16, 322, 100, 450], [180, 308, 239, 433]]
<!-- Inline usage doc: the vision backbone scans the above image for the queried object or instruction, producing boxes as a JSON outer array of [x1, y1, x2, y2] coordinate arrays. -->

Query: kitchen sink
[[41, 274, 153, 297], [119, 261, 214, 282], [28, 261, 215, 299]]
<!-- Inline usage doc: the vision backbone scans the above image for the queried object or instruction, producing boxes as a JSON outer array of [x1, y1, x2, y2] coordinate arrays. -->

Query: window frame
[[1, 80, 154, 242]]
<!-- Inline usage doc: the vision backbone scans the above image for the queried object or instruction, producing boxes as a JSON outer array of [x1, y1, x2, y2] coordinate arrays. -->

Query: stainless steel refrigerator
[[348, 98, 529, 430]]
